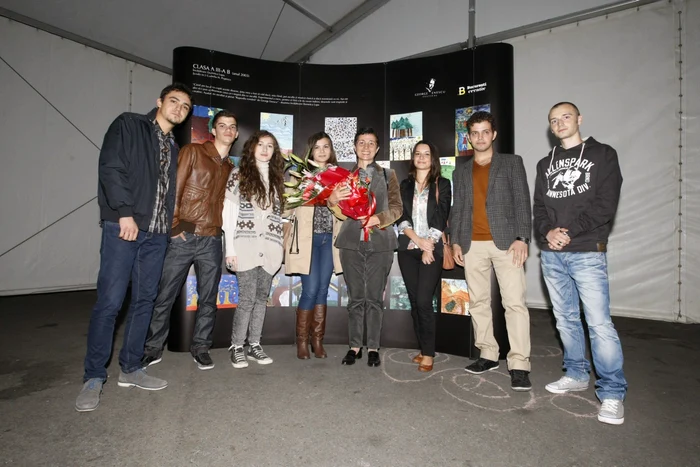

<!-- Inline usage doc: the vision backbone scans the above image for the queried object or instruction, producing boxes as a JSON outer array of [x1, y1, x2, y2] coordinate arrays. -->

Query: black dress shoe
[[367, 350, 381, 367], [341, 348, 362, 365]]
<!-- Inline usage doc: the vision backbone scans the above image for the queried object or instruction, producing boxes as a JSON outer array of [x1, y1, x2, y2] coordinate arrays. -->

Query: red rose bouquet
[[282, 152, 377, 240]]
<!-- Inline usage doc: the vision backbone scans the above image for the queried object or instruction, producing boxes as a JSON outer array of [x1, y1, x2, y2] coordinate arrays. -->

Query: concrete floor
[[0, 291, 699, 467]]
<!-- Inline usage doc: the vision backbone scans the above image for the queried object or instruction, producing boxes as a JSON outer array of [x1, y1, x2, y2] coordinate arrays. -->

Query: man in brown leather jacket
[[142, 110, 238, 370]]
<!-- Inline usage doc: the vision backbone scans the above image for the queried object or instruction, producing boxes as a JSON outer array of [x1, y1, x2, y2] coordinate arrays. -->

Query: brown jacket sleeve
[[376, 169, 403, 228], [172, 144, 196, 231]]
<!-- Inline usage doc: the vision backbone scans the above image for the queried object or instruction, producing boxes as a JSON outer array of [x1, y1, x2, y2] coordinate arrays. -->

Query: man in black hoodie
[[533, 102, 628, 425]]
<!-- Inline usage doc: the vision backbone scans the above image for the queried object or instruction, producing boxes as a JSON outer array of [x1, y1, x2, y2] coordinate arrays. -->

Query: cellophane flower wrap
[[283, 152, 377, 240]]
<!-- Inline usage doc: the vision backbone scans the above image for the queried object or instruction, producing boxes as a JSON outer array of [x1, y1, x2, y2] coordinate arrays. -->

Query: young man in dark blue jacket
[[534, 102, 628, 425], [75, 83, 193, 412]]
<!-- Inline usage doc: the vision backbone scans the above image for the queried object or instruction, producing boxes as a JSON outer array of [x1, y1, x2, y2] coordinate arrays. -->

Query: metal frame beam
[[468, 0, 476, 49], [281, 0, 332, 32], [400, 0, 664, 60], [477, 0, 663, 45], [0, 7, 172, 74], [285, 0, 391, 63]]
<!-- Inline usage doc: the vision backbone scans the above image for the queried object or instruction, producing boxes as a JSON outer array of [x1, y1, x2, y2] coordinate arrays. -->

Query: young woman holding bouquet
[[396, 141, 451, 372], [331, 128, 402, 367], [284, 132, 348, 359], [222, 130, 285, 369]]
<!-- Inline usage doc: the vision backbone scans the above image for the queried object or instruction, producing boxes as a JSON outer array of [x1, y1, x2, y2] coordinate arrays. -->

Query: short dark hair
[[307, 131, 338, 165], [354, 127, 379, 146], [409, 140, 441, 184], [549, 101, 580, 118], [466, 111, 496, 133], [212, 109, 237, 127], [160, 82, 194, 105]]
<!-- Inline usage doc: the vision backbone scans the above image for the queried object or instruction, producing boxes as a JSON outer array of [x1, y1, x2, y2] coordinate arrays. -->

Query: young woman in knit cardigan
[[222, 130, 286, 369], [284, 132, 349, 359]]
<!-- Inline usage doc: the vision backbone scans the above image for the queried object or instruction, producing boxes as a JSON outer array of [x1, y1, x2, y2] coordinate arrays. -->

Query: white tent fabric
[[508, 1, 688, 321], [681, 0, 700, 321], [311, 0, 699, 322], [0, 18, 170, 294], [0, 2, 697, 323]]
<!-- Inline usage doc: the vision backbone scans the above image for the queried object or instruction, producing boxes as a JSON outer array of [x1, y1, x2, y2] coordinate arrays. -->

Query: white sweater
[[222, 161, 284, 275]]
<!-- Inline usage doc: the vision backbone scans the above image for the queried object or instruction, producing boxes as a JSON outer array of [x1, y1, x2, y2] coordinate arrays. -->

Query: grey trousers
[[340, 243, 393, 349], [145, 232, 222, 357], [231, 266, 273, 347]]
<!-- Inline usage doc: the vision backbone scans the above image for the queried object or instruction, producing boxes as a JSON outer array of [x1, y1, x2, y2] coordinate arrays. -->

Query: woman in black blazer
[[396, 140, 451, 372]]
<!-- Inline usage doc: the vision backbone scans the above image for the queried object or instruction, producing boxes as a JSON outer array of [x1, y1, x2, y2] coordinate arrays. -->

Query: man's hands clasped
[[546, 227, 570, 251]]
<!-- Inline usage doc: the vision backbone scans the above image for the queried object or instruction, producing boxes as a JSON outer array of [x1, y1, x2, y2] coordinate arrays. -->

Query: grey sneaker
[[598, 399, 625, 425], [117, 368, 167, 390], [247, 344, 273, 365], [545, 376, 589, 394], [230, 345, 248, 368], [75, 378, 103, 412]]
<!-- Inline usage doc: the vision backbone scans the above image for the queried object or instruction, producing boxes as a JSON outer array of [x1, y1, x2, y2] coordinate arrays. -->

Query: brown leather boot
[[310, 304, 328, 358], [296, 308, 313, 359]]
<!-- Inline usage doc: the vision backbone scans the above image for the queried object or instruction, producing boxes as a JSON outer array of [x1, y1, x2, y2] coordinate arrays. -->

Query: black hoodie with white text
[[533, 137, 622, 252]]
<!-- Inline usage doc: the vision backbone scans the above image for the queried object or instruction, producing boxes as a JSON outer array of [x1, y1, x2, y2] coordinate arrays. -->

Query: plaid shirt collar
[[152, 117, 174, 145]]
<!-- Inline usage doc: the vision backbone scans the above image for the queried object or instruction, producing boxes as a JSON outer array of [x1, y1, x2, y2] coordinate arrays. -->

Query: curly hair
[[239, 130, 285, 209], [466, 111, 497, 133]]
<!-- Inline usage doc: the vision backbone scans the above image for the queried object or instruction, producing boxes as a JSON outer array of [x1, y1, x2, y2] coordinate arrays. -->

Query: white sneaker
[[545, 376, 589, 394], [598, 399, 625, 425], [230, 345, 248, 368]]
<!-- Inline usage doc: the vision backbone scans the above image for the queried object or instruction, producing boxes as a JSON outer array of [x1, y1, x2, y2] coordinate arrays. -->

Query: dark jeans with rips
[[83, 221, 168, 382], [397, 248, 443, 357], [340, 243, 393, 350], [144, 232, 223, 357]]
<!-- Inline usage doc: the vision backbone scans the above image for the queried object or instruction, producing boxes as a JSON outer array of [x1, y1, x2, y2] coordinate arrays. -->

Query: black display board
[[168, 45, 514, 359]]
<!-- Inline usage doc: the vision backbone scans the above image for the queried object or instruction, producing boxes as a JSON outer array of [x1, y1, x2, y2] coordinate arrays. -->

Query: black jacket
[[397, 176, 452, 251], [533, 137, 622, 252], [97, 108, 179, 232]]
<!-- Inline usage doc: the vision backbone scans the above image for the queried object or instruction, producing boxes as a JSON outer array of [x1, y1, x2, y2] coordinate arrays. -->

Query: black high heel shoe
[[367, 350, 381, 367], [341, 348, 363, 365]]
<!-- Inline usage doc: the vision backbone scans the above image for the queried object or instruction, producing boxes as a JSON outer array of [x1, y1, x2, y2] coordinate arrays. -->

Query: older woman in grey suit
[[329, 127, 402, 367]]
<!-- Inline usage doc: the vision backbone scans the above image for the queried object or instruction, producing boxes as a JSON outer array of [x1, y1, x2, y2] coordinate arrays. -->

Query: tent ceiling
[[0, 0, 370, 69]]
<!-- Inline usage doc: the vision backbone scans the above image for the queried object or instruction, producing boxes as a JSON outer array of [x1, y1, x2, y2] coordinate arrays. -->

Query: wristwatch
[[516, 236, 530, 244]]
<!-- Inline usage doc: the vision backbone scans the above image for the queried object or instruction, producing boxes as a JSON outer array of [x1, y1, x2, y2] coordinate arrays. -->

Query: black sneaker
[[193, 352, 215, 370], [510, 370, 532, 392], [464, 358, 499, 374], [142, 354, 162, 368]]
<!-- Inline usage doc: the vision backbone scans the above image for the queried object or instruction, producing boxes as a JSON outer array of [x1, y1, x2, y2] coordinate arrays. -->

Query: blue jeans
[[541, 251, 627, 401], [83, 221, 168, 381], [299, 233, 334, 309]]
